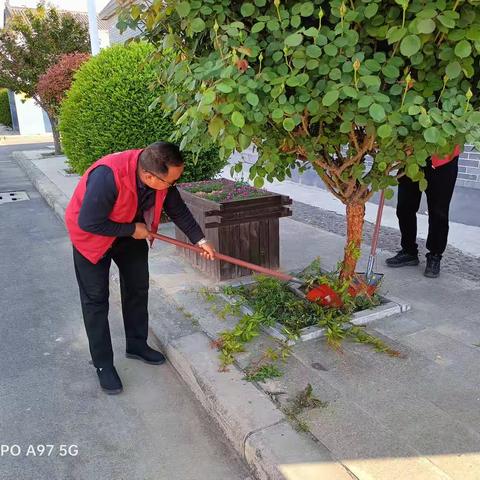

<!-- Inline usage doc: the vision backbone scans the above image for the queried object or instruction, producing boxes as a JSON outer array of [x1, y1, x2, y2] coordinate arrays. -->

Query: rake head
[[306, 284, 343, 308], [348, 272, 384, 298]]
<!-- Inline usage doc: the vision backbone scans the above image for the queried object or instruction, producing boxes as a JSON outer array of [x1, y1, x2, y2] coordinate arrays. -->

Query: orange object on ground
[[306, 285, 343, 308]]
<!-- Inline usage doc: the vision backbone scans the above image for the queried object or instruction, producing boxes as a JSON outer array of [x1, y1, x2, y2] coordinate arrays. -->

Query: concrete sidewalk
[[16, 150, 480, 480]]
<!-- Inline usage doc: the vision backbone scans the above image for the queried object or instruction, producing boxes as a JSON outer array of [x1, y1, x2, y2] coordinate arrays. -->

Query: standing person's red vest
[[431, 145, 461, 168], [65, 149, 167, 264]]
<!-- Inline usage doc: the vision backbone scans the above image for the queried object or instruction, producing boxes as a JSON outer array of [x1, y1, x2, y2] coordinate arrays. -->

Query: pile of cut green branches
[[208, 258, 401, 372]]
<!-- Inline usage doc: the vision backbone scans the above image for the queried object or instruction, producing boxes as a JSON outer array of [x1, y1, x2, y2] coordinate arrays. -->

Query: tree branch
[[301, 107, 310, 137], [353, 183, 371, 203], [319, 172, 346, 203], [338, 133, 375, 175], [349, 125, 360, 152], [333, 145, 344, 166], [345, 177, 359, 198]]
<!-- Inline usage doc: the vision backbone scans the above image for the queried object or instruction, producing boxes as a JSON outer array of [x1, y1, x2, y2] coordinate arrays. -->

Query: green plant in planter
[[185, 182, 225, 194], [180, 178, 268, 201], [120, 0, 480, 279]]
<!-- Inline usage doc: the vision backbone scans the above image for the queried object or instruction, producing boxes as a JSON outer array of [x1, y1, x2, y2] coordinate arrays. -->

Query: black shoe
[[424, 253, 441, 278], [385, 250, 420, 268], [96, 366, 123, 395], [126, 344, 166, 365]]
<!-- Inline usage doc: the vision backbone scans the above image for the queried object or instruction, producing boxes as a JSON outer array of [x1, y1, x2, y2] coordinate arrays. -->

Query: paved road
[[0, 144, 249, 480]]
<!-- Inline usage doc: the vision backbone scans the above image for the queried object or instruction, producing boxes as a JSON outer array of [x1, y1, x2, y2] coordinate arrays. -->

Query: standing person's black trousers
[[73, 236, 149, 368], [397, 157, 458, 257]]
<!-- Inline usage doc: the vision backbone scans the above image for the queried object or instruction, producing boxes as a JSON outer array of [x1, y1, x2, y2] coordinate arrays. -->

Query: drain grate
[[0, 191, 29, 204]]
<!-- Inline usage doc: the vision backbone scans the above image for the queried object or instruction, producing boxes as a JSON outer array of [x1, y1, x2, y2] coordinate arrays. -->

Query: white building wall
[[13, 93, 50, 135]]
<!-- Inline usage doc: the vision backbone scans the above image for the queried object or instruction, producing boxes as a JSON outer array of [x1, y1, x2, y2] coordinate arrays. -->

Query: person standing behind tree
[[386, 146, 460, 278]]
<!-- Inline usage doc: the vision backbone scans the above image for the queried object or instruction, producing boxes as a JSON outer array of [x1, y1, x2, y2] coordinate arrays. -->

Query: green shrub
[[0, 89, 12, 127], [59, 42, 224, 178]]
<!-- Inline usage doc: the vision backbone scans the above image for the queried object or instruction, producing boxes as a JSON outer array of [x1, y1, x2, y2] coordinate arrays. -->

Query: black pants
[[73, 237, 149, 368], [397, 157, 458, 257]]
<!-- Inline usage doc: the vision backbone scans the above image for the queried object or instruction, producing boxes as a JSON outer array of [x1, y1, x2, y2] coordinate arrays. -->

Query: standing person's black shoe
[[424, 253, 441, 278], [126, 343, 166, 365], [96, 366, 123, 395], [385, 250, 420, 268]]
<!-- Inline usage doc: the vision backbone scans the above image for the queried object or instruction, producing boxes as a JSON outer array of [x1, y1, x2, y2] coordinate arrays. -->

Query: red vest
[[432, 145, 461, 168], [65, 149, 167, 264]]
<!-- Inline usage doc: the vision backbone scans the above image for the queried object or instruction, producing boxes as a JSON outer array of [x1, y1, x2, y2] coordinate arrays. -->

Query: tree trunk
[[340, 202, 365, 281], [49, 115, 62, 155]]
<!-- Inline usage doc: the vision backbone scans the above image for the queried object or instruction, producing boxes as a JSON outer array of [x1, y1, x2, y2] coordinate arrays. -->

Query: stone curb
[[15, 151, 355, 480]]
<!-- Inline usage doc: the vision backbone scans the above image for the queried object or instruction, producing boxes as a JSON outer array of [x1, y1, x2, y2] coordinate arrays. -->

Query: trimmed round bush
[[0, 89, 12, 127], [59, 42, 224, 178]]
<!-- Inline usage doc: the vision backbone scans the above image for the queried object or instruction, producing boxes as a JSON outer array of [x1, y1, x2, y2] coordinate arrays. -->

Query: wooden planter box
[[175, 180, 292, 280]]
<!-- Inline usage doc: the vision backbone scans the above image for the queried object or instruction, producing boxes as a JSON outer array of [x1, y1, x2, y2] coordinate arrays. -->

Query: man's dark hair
[[139, 142, 184, 175]]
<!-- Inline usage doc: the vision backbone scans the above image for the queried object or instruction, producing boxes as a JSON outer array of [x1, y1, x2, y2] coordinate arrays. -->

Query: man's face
[[142, 164, 184, 190]]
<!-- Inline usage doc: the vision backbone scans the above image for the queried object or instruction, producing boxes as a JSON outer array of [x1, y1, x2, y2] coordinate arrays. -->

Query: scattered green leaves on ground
[[211, 259, 401, 370], [243, 363, 282, 382], [281, 384, 328, 432]]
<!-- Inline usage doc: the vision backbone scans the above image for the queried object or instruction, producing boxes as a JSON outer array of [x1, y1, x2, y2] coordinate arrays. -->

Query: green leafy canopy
[[120, 0, 480, 203]]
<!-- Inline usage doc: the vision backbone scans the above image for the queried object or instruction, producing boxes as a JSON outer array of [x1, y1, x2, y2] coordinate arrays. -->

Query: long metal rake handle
[[366, 190, 386, 281], [150, 232, 303, 284]]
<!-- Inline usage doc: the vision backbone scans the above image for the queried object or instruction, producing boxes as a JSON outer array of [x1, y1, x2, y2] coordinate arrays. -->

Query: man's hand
[[132, 222, 152, 240], [198, 241, 216, 260]]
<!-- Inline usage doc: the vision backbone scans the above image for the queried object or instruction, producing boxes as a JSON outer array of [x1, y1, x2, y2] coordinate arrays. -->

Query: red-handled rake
[[150, 232, 343, 308]]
